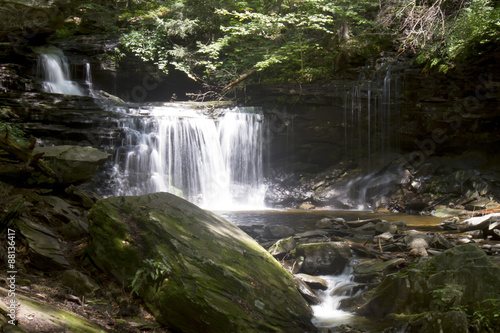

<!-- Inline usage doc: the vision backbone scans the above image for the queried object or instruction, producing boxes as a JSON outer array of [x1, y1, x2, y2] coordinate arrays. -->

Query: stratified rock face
[[0, 0, 67, 42], [87, 192, 314, 333], [341, 244, 500, 319]]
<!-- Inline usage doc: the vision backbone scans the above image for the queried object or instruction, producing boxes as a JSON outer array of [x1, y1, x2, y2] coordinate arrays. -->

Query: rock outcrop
[[341, 244, 500, 332], [87, 192, 315, 332]]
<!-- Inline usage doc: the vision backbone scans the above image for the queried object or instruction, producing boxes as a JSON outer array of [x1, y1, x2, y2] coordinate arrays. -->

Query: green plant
[[130, 258, 171, 295]]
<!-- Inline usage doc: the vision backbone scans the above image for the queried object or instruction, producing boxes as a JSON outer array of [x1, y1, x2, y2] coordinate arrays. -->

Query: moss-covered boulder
[[292, 242, 351, 275], [341, 244, 500, 332], [87, 193, 314, 332], [33, 145, 110, 185]]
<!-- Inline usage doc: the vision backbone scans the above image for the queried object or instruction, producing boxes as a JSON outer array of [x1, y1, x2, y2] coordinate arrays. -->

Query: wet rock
[[404, 230, 431, 257], [354, 222, 376, 232], [346, 218, 382, 229], [61, 270, 100, 297], [268, 237, 296, 258], [316, 218, 334, 229], [293, 229, 330, 239], [263, 224, 295, 239], [292, 242, 352, 275], [375, 221, 398, 235], [374, 232, 394, 243], [294, 273, 328, 290], [431, 205, 469, 218], [341, 244, 500, 330], [291, 256, 305, 274], [18, 217, 69, 270], [33, 145, 111, 184], [87, 193, 314, 332], [294, 277, 321, 305], [440, 216, 460, 230], [352, 258, 405, 283], [429, 233, 454, 250]]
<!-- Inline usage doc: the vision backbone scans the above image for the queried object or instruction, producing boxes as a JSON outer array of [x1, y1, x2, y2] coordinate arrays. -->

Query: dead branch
[[0, 130, 55, 178]]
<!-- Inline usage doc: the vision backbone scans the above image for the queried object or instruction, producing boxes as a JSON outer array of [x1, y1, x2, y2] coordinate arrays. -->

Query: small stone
[[374, 232, 393, 243]]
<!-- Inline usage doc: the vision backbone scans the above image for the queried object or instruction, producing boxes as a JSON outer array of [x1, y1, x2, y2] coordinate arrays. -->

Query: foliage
[[452, 299, 500, 332], [54, 0, 500, 88], [0, 122, 29, 147], [386, 0, 500, 72], [130, 258, 171, 295]]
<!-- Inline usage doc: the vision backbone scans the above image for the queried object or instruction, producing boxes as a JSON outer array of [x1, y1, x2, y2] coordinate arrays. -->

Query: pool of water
[[217, 209, 444, 232]]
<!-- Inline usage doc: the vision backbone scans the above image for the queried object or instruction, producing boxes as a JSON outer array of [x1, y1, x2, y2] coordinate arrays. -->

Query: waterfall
[[311, 267, 362, 329], [343, 66, 401, 163], [85, 61, 95, 97], [36, 51, 84, 96], [112, 105, 266, 210]]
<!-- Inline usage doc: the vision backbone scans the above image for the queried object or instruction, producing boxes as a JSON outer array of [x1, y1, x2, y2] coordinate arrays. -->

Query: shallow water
[[217, 209, 444, 231]]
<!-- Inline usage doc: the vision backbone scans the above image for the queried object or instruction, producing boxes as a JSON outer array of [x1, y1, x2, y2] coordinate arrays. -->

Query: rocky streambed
[[1, 166, 500, 333]]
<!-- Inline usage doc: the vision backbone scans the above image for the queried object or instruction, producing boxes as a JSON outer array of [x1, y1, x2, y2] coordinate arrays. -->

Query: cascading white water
[[112, 105, 266, 210], [85, 61, 95, 97], [312, 267, 363, 330], [37, 51, 84, 96]]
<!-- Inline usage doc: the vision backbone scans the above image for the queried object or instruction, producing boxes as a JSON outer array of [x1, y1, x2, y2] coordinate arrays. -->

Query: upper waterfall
[[36, 48, 84, 96], [111, 105, 267, 210]]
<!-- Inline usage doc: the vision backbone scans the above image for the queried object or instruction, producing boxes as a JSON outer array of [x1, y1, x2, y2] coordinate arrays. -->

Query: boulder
[[404, 230, 431, 257], [294, 273, 328, 290], [294, 277, 321, 305], [268, 237, 296, 258], [33, 145, 110, 184], [263, 224, 295, 239], [292, 242, 351, 275], [375, 221, 398, 235], [87, 193, 314, 332], [18, 217, 69, 270], [352, 258, 405, 283], [341, 244, 500, 332]]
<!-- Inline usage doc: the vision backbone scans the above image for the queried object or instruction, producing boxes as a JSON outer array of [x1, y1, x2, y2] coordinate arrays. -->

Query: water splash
[[36, 51, 84, 96], [112, 105, 267, 210], [312, 267, 362, 329]]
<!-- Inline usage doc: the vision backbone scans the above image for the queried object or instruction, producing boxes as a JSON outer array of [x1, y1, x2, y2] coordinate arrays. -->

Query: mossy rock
[[341, 244, 500, 323], [87, 193, 314, 332]]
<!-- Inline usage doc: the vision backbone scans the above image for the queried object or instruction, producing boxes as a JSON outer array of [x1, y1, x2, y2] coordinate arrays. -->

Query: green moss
[[87, 193, 313, 332]]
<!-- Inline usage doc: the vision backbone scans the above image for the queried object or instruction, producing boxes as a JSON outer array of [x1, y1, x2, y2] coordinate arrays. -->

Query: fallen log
[[0, 131, 55, 178], [222, 69, 257, 92], [331, 236, 392, 260]]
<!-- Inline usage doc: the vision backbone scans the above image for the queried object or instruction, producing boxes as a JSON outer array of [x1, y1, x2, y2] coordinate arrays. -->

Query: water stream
[[111, 105, 267, 210], [34, 48, 440, 331], [36, 50, 84, 96]]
